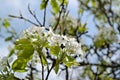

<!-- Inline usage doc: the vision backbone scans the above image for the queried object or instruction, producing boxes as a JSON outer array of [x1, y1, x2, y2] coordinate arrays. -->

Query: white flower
[[65, 38, 83, 55], [19, 26, 84, 56], [27, 26, 45, 34], [75, 45, 83, 55], [48, 33, 63, 46], [94, 27, 118, 44], [20, 26, 46, 38]]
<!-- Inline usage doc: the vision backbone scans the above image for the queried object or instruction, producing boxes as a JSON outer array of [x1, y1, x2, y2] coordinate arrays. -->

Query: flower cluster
[[20, 26, 83, 55], [94, 27, 118, 48]]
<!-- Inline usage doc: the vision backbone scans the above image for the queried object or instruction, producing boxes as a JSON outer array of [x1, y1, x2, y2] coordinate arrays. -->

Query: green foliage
[[50, 45, 60, 56], [0, 73, 15, 80], [91, 0, 97, 7], [50, 0, 59, 14], [2, 18, 10, 28], [63, 55, 79, 68], [40, 0, 68, 14], [12, 58, 28, 72], [94, 27, 118, 48], [41, 55, 47, 65], [78, 23, 87, 33], [5, 36, 13, 41], [51, 15, 86, 36], [11, 38, 34, 72], [54, 64, 59, 74], [40, 0, 46, 10]]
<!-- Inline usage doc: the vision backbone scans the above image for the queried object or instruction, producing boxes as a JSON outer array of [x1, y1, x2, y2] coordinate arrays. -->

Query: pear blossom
[[94, 27, 118, 47], [48, 33, 63, 46], [20, 26, 83, 55], [65, 38, 83, 55]]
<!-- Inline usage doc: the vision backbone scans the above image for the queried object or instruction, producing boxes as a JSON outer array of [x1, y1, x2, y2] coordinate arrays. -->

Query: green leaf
[[68, 29, 76, 36], [54, 64, 59, 74], [3, 19, 10, 28], [67, 55, 74, 62], [58, 51, 66, 62], [12, 58, 27, 72], [78, 23, 87, 33], [50, 46, 60, 56], [18, 46, 34, 60], [63, 55, 79, 68], [5, 36, 13, 41], [50, 0, 59, 14], [40, 0, 47, 10], [41, 54, 47, 65], [15, 38, 31, 45], [8, 49, 15, 57], [59, 0, 68, 5], [91, 1, 96, 7], [94, 38, 105, 48], [79, 9, 84, 14]]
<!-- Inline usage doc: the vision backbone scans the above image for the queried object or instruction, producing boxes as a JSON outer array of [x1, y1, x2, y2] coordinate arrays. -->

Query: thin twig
[[8, 14, 39, 26], [53, 0, 65, 31], [28, 4, 42, 27], [79, 62, 120, 68], [45, 60, 55, 80], [40, 56, 44, 80], [43, 0, 49, 26], [65, 66, 69, 80]]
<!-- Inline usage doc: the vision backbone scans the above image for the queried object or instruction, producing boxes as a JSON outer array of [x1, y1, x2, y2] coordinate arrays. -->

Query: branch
[[39, 56, 44, 80], [97, 0, 113, 27], [8, 14, 39, 26], [45, 60, 55, 80], [79, 62, 120, 68], [28, 4, 42, 26], [65, 66, 69, 80], [43, 0, 49, 26], [53, 0, 65, 31]]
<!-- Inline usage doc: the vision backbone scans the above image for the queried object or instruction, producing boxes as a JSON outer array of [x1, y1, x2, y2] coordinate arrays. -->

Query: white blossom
[[48, 33, 63, 46], [94, 27, 118, 44], [20, 26, 84, 55], [65, 38, 83, 55]]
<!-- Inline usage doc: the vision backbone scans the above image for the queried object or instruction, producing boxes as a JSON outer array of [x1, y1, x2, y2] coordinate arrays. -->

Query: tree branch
[[45, 60, 55, 80], [53, 0, 65, 31], [28, 4, 42, 27], [8, 14, 39, 26]]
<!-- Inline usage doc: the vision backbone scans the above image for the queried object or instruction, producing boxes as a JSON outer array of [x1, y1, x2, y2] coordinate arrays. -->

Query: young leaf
[[18, 46, 34, 60], [63, 56, 79, 68], [40, 0, 47, 10], [8, 49, 15, 57], [15, 38, 31, 45], [54, 64, 59, 74], [50, 46, 60, 56], [3, 19, 10, 28], [5, 36, 13, 41], [50, 0, 59, 14], [12, 58, 27, 72], [78, 23, 87, 33], [59, 0, 68, 5], [41, 54, 47, 65]]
